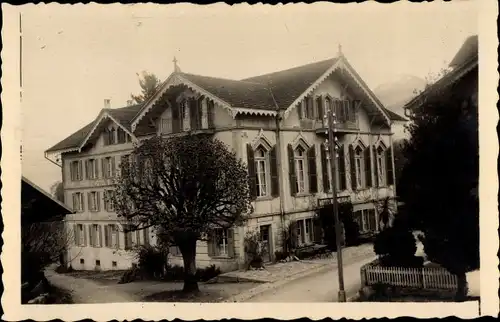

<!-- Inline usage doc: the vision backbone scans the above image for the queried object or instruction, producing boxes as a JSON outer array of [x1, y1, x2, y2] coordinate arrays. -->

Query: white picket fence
[[362, 265, 458, 291]]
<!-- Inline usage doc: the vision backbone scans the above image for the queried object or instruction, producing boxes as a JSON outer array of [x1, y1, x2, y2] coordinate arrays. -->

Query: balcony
[[314, 118, 359, 135], [159, 115, 214, 136]]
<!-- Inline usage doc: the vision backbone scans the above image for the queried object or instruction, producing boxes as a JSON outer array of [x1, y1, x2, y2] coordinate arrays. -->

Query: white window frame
[[376, 145, 386, 186], [294, 145, 308, 194], [73, 192, 84, 212], [214, 228, 229, 257], [92, 224, 101, 247], [70, 161, 81, 181], [89, 191, 99, 212], [254, 146, 271, 197], [110, 225, 119, 248], [354, 145, 365, 189], [296, 218, 314, 245], [104, 190, 115, 212], [103, 157, 114, 178], [77, 224, 85, 246], [87, 159, 97, 179]]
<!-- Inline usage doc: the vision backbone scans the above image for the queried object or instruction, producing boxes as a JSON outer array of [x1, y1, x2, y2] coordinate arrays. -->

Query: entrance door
[[260, 225, 272, 263]]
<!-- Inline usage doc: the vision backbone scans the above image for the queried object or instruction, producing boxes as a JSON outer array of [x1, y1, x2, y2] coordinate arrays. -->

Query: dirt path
[[45, 266, 140, 303]]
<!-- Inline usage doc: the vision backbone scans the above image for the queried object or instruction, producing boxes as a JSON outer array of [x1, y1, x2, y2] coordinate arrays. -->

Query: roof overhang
[[232, 108, 277, 118], [22, 176, 74, 224], [78, 110, 137, 152], [404, 56, 478, 111], [282, 56, 391, 126], [131, 73, 234, 131]]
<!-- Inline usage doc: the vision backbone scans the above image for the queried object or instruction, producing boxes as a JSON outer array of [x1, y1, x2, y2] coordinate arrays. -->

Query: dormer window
[[376, 146, 386, 186]]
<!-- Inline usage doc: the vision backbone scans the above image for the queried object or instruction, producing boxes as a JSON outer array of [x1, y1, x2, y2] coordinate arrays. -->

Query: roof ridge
[[241, 57, 337, 82], [179, 72, 265, 86]]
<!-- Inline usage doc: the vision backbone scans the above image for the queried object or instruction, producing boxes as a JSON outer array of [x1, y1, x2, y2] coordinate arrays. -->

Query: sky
[[20, 2, 478, 192]]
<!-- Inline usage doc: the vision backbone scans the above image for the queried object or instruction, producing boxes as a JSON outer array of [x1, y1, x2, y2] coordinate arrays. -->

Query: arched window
[[254, 145, 270, 197], [294, 145, 307, 193], [354, 145, 364, 188], [376, 145, 386, 186]]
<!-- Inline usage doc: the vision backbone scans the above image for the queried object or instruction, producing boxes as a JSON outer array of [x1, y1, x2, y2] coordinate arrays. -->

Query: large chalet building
[[45, 49, 405, 272]]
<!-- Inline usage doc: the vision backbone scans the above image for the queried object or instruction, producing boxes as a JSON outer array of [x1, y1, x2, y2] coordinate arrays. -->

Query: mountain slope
[[374, 74, 427, 117]]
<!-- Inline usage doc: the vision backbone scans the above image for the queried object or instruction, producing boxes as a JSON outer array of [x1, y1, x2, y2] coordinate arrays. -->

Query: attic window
[[117, 128, 126, 144]]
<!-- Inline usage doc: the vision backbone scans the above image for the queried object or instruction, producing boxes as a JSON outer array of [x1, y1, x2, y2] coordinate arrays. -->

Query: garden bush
[[274, 250, 288, 262], [134, 244, 169, 279], [373, 224, 423, 268]]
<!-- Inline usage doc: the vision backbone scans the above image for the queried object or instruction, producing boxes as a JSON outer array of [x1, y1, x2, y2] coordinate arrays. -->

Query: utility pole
[[324, 107, 346, 302]]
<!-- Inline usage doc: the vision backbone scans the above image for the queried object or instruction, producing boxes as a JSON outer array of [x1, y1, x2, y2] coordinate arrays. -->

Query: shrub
[[135, 244, 169, 279], [373, 223, 422, 268]]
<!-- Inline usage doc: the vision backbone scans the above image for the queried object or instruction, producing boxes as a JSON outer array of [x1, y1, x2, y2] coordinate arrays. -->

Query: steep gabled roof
[[179, 73, 276, 110], [382, 107, 407, 122], [242, 58, 339, 109], [46, 104, 142, 153]]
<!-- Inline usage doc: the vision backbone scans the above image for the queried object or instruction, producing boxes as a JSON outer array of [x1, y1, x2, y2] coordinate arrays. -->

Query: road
[[246, 255, 377, 302]]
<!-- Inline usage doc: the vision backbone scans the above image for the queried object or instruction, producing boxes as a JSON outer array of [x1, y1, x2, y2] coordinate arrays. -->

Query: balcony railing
[[159, 115, 212, 135]]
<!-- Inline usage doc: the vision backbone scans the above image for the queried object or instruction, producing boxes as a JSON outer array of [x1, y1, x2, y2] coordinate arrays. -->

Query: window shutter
[[87, 192, 92, 211], [98, 225, 103, 247], [85, 160, 89, 180], [207, 100, 215, 129], [364, 147, 372, 188], [246, 144, 257, 200], [124, 229, 130, 250], [207, 232, 215, 257], [96, 191, 101, 211], [83, 225, 88, 246], [307, 145, 317, 193], [287, 144, 297, 196], [270, 145, 279, 197], [386, 147, 394, 185], [320, 144, 330, 192], [73, 224, 78, 245], [373, 146, 379, 187], [227, 228, 235, 258], [111, 157, 116, 177], [80, 193, 85, 212], [338, 145, 346, 190], [104, 225, 110, 247], [116, 226, 120, 249], [70, 163, 74, 181], [78, 161, 83, 180], [316, 96, 324, 120], [89, 225, 94, 247], [297, 101, 303, 120], [72, 193, 77, 211], [101, 158, 106, 178], [349, 145, 357, 190]]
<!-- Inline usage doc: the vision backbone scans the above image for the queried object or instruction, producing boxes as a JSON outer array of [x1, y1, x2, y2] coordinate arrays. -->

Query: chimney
[[104, 99, 111, 109]]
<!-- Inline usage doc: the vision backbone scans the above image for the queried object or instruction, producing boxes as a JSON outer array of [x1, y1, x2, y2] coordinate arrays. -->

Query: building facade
[[45, 50, 404, 272]]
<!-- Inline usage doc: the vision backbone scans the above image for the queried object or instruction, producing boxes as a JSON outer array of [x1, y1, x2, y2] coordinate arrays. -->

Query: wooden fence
[[362, 264, 458, 291]]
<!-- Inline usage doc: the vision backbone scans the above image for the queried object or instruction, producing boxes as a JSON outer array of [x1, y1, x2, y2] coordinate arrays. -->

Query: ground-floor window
[[353, 208, 377, 233], [104, 224, 119, 248], [208, 228, 234, 258], [90, 224, 102, 247]]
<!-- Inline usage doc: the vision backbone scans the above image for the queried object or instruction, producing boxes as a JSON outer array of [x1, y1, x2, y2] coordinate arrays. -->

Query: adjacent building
[[45, 48, 404, 272]]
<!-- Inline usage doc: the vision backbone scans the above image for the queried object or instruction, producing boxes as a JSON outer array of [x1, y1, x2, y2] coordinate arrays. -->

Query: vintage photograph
[[13, 1, 486, 314]]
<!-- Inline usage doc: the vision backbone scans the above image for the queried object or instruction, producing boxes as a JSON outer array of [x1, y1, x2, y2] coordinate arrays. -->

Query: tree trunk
[[180, 238, 199, 293], [455, 272, 468, 302]]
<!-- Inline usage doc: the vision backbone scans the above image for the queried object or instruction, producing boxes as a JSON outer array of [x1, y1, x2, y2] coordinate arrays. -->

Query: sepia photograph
[[2, 1, 498, 320]]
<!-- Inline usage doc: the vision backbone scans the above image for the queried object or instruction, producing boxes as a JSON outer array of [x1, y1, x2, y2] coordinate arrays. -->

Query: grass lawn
[[63, 269, 127, 285]]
